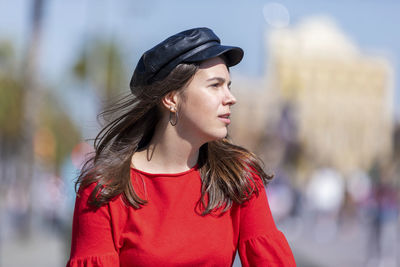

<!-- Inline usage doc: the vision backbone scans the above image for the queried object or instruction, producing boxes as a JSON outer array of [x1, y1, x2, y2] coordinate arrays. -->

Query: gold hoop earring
[[169, 107, 178, 126]]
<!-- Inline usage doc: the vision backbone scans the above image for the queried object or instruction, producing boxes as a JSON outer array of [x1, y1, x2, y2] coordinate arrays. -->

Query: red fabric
[[67, 165, 296, 267]]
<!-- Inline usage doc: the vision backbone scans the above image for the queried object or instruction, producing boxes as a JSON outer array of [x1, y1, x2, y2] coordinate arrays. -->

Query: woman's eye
[[210, 83, 220, 88]]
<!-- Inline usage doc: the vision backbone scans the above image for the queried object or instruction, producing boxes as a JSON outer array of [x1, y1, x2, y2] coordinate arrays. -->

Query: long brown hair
[[76, 61, 272, 215]]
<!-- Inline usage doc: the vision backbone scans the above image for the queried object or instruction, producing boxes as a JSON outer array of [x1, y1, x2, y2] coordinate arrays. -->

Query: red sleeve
[[66, 183, 119, 267], [238, 176, 296, 267]]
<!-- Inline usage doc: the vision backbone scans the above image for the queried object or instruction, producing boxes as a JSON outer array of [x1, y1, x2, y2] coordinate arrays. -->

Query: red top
[[67, 165, 296, 267]]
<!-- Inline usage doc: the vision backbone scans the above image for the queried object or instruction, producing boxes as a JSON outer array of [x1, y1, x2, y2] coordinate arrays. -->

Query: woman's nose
[[223, 89, 237, 106]]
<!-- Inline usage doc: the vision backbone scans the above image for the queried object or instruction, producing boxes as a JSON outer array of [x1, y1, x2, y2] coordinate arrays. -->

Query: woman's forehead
[[195, 58, 230, 80], [199, 57, 227, 69]]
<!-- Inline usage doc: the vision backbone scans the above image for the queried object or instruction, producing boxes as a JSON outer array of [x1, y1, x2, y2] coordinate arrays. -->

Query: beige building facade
[[230, 17, 394, 178]]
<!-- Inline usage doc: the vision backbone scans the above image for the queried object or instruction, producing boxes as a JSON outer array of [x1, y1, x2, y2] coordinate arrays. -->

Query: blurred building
[[231, 17, 394, 180]]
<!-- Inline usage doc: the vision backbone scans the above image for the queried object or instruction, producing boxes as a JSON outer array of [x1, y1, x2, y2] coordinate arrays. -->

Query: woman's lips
[[218, 114, 231, 124]]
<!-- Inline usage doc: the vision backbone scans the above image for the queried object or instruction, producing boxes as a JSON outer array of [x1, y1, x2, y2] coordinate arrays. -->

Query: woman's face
[[175, 56, 237, 145]]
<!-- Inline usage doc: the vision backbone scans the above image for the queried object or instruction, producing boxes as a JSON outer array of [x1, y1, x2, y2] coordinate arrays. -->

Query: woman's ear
[[161, 91, 179, 111]]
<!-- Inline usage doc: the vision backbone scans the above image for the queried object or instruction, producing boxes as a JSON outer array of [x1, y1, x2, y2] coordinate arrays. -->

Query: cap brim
[[184, 45, 244, 67]]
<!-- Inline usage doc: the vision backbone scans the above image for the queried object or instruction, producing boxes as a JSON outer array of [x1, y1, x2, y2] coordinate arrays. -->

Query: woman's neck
[[131, 120, 200, 174]]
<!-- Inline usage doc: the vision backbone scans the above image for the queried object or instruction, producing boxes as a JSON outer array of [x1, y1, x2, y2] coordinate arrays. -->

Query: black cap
[[130, 27, 244, 88]]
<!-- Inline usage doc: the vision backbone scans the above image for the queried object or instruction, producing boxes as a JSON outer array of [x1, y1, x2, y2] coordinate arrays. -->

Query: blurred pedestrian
[[66, 27, 295, 267]]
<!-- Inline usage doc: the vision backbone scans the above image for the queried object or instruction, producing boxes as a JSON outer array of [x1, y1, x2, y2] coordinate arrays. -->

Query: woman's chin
[[205, 129, 228, 142]]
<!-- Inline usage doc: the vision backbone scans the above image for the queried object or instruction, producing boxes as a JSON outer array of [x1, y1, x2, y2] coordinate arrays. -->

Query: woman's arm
[[67, 183, 119, 267], [238, 176, 296, 267]]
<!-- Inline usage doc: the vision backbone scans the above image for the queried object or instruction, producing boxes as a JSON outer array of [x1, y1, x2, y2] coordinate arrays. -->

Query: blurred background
[[0, 0, 399, 266]]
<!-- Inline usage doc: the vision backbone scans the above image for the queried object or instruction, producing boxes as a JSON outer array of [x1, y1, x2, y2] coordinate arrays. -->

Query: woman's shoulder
[[76, 181, 124, 210], [244, 165, 268, 194]]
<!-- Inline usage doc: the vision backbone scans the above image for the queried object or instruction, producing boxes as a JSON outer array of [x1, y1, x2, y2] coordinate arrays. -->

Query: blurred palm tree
[[0, 41, 24, 185], [1, 0, 127, 238], [0, 0, 82, 237], [0, 35, 81, 228], [34, 91, 81, 174], [72, 38, 127, 104]]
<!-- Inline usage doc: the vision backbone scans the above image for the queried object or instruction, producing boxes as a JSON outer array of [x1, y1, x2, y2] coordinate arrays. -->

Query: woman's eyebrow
[[206, 77, 232, 86]]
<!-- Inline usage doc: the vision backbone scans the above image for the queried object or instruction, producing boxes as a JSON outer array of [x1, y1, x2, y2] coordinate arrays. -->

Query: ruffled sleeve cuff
[[66, 253, 119, 267], [238, 231, 296, 267]]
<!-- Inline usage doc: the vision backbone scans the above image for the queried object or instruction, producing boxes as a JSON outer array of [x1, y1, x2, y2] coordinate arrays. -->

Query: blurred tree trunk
[[20, 0, 46, 237]]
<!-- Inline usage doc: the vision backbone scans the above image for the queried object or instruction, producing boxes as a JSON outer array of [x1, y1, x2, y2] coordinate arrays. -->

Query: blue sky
[[1, 0, 399, 118]]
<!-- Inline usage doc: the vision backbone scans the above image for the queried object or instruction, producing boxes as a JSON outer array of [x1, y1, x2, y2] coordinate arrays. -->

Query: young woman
[[67, 27, 295, 267]]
